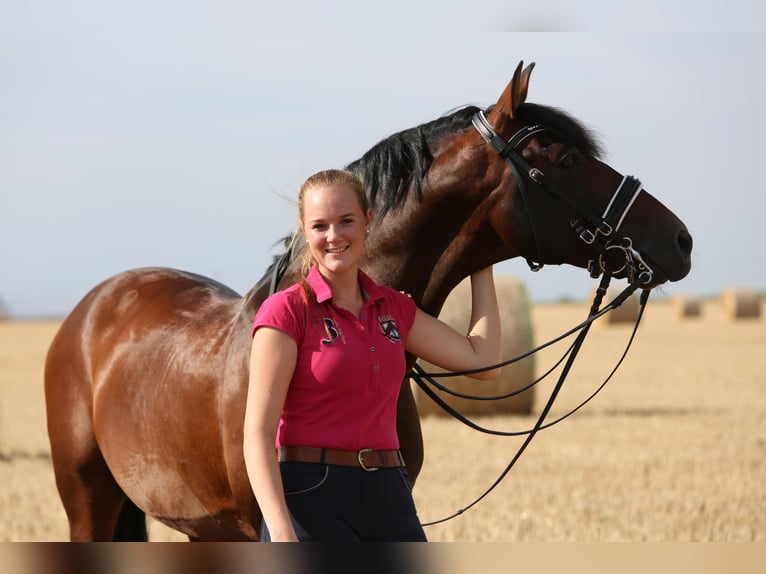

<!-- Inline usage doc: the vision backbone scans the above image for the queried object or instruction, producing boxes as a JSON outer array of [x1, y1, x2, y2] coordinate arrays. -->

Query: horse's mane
[[249, 101, 604, 299], [346, 105, 481, 218], [345, 102, 603, 218]]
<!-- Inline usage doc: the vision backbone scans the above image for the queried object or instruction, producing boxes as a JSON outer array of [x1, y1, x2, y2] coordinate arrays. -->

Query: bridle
[[471, 109, 654, 285], [409, 111, 658, 527]]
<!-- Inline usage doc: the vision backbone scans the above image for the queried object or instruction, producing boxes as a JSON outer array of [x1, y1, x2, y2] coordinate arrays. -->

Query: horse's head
[[474, 61, 692, 289]]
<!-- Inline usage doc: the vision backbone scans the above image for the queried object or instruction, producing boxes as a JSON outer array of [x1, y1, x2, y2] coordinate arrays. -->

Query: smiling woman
[[244, 168, 503, 541]]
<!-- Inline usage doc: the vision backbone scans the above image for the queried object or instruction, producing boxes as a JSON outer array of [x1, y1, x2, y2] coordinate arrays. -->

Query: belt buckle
[[357, 448, 379, 472]]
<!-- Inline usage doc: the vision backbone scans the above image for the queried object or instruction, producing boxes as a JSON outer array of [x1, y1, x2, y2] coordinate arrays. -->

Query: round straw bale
[[411, 275, 535, 417], [590, 284, 640, 326], [671, 295, 702, 319], [720, 288, 761, 320]]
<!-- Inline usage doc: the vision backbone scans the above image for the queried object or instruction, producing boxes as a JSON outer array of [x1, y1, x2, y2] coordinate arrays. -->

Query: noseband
[[471, 110, 653, 285]]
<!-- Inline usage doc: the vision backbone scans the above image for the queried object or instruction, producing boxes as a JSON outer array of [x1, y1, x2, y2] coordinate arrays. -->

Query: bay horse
[[44, 62, 692, 541]]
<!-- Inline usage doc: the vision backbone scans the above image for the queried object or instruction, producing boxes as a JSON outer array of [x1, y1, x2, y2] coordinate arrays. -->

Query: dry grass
[[1, 297, 764, 541]]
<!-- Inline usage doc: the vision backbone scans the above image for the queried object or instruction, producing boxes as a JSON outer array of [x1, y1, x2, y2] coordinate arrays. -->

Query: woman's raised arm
[[405, 266, 502, 380]]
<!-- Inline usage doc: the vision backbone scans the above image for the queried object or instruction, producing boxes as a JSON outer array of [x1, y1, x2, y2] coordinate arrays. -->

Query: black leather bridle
[[471, 109, 654, 286]]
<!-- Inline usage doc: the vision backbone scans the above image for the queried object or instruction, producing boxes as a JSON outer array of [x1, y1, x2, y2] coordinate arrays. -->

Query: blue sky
[[2, 2, 765, 318]]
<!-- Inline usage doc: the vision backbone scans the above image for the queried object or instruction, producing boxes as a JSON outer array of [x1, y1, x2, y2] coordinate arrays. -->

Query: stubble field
[[1, 297, 764, 542]]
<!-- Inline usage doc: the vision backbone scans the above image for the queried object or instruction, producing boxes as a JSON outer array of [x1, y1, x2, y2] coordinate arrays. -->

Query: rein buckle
[[579, 228, 596, 244]]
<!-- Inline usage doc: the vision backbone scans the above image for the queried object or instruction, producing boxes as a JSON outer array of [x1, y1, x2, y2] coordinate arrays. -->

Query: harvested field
[[1, 297, 764, 541]]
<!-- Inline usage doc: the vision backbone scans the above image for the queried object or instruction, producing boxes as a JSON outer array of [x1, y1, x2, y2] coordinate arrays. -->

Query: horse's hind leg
[[48, 422, 130, 541], [45, 331, 132, 541]]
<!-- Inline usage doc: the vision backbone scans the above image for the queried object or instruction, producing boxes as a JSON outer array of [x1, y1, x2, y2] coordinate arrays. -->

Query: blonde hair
[[292, 169, 369, 277]]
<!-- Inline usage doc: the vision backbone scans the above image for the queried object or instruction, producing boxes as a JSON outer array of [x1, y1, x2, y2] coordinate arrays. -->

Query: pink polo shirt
[[252, 266, 417, 452]]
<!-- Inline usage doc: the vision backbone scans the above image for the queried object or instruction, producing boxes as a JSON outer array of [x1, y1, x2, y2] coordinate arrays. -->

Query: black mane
[[346, 105, 480, 218], [345, 102, 603, 217]]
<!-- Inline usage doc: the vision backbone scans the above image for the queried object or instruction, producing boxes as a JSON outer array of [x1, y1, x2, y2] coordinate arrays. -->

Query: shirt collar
[[306, 265, 385, 304]]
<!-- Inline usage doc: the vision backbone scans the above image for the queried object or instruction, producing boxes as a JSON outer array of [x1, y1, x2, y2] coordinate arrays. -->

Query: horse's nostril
[[678, 228, 693, 256]]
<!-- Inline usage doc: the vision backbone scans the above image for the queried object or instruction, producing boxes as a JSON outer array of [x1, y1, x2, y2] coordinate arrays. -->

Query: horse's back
[[46, 267, 245, 397], [45, 267, 261, 540]]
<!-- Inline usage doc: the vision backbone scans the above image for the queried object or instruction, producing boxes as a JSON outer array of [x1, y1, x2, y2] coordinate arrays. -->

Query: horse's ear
[[496, 61, 535, 119]]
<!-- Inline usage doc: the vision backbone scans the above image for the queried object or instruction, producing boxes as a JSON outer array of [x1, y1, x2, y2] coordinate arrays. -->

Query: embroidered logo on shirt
[[321, 317, 340, 345], [378, 316, 402, 343]]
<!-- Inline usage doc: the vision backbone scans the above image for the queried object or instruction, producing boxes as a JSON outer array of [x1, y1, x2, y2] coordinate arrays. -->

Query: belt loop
[[319, 447, 326, 464]]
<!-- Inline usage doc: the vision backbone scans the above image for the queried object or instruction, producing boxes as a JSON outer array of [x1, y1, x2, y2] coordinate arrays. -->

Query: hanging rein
[[408, 111, 655, 526]]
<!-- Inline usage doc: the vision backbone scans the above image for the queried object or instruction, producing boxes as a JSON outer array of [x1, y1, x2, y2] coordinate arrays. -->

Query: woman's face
[[301, 183, 371, 279]]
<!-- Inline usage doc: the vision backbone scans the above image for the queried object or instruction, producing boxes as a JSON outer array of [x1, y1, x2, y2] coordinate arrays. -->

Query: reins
[[411, 278, 648, 434], [413, 276, 650, 527]]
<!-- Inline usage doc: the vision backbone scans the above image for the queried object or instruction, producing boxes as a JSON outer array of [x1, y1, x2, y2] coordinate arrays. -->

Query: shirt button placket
[[370, 346, 380, 387]]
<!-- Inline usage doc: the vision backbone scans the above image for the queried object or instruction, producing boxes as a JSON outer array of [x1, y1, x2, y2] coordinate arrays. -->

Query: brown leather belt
[[278, 446, 405, 472]]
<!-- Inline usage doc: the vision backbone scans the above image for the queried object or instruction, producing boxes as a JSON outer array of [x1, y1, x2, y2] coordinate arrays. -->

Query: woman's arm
[[405, 266, 502, 380], [243, 326, 299, 542]]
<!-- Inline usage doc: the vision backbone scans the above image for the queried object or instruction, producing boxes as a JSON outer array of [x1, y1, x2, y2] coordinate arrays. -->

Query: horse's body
[[45, 63, 692, 540]]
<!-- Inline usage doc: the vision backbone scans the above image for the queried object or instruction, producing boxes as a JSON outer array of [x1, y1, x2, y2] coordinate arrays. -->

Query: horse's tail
[[113, 498, 147, 541]]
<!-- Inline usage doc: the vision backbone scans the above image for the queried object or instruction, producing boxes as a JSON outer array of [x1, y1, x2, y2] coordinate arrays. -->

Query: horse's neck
[[365, 217, 509, 317], [369, 166, 525, 313]]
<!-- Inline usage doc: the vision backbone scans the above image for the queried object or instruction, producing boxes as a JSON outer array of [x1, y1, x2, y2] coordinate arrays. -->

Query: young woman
[[243, 169, 501, 542]]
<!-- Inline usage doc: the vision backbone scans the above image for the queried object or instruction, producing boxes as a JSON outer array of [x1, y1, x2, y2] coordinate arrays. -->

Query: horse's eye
[[559, 152, 578, 169]]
